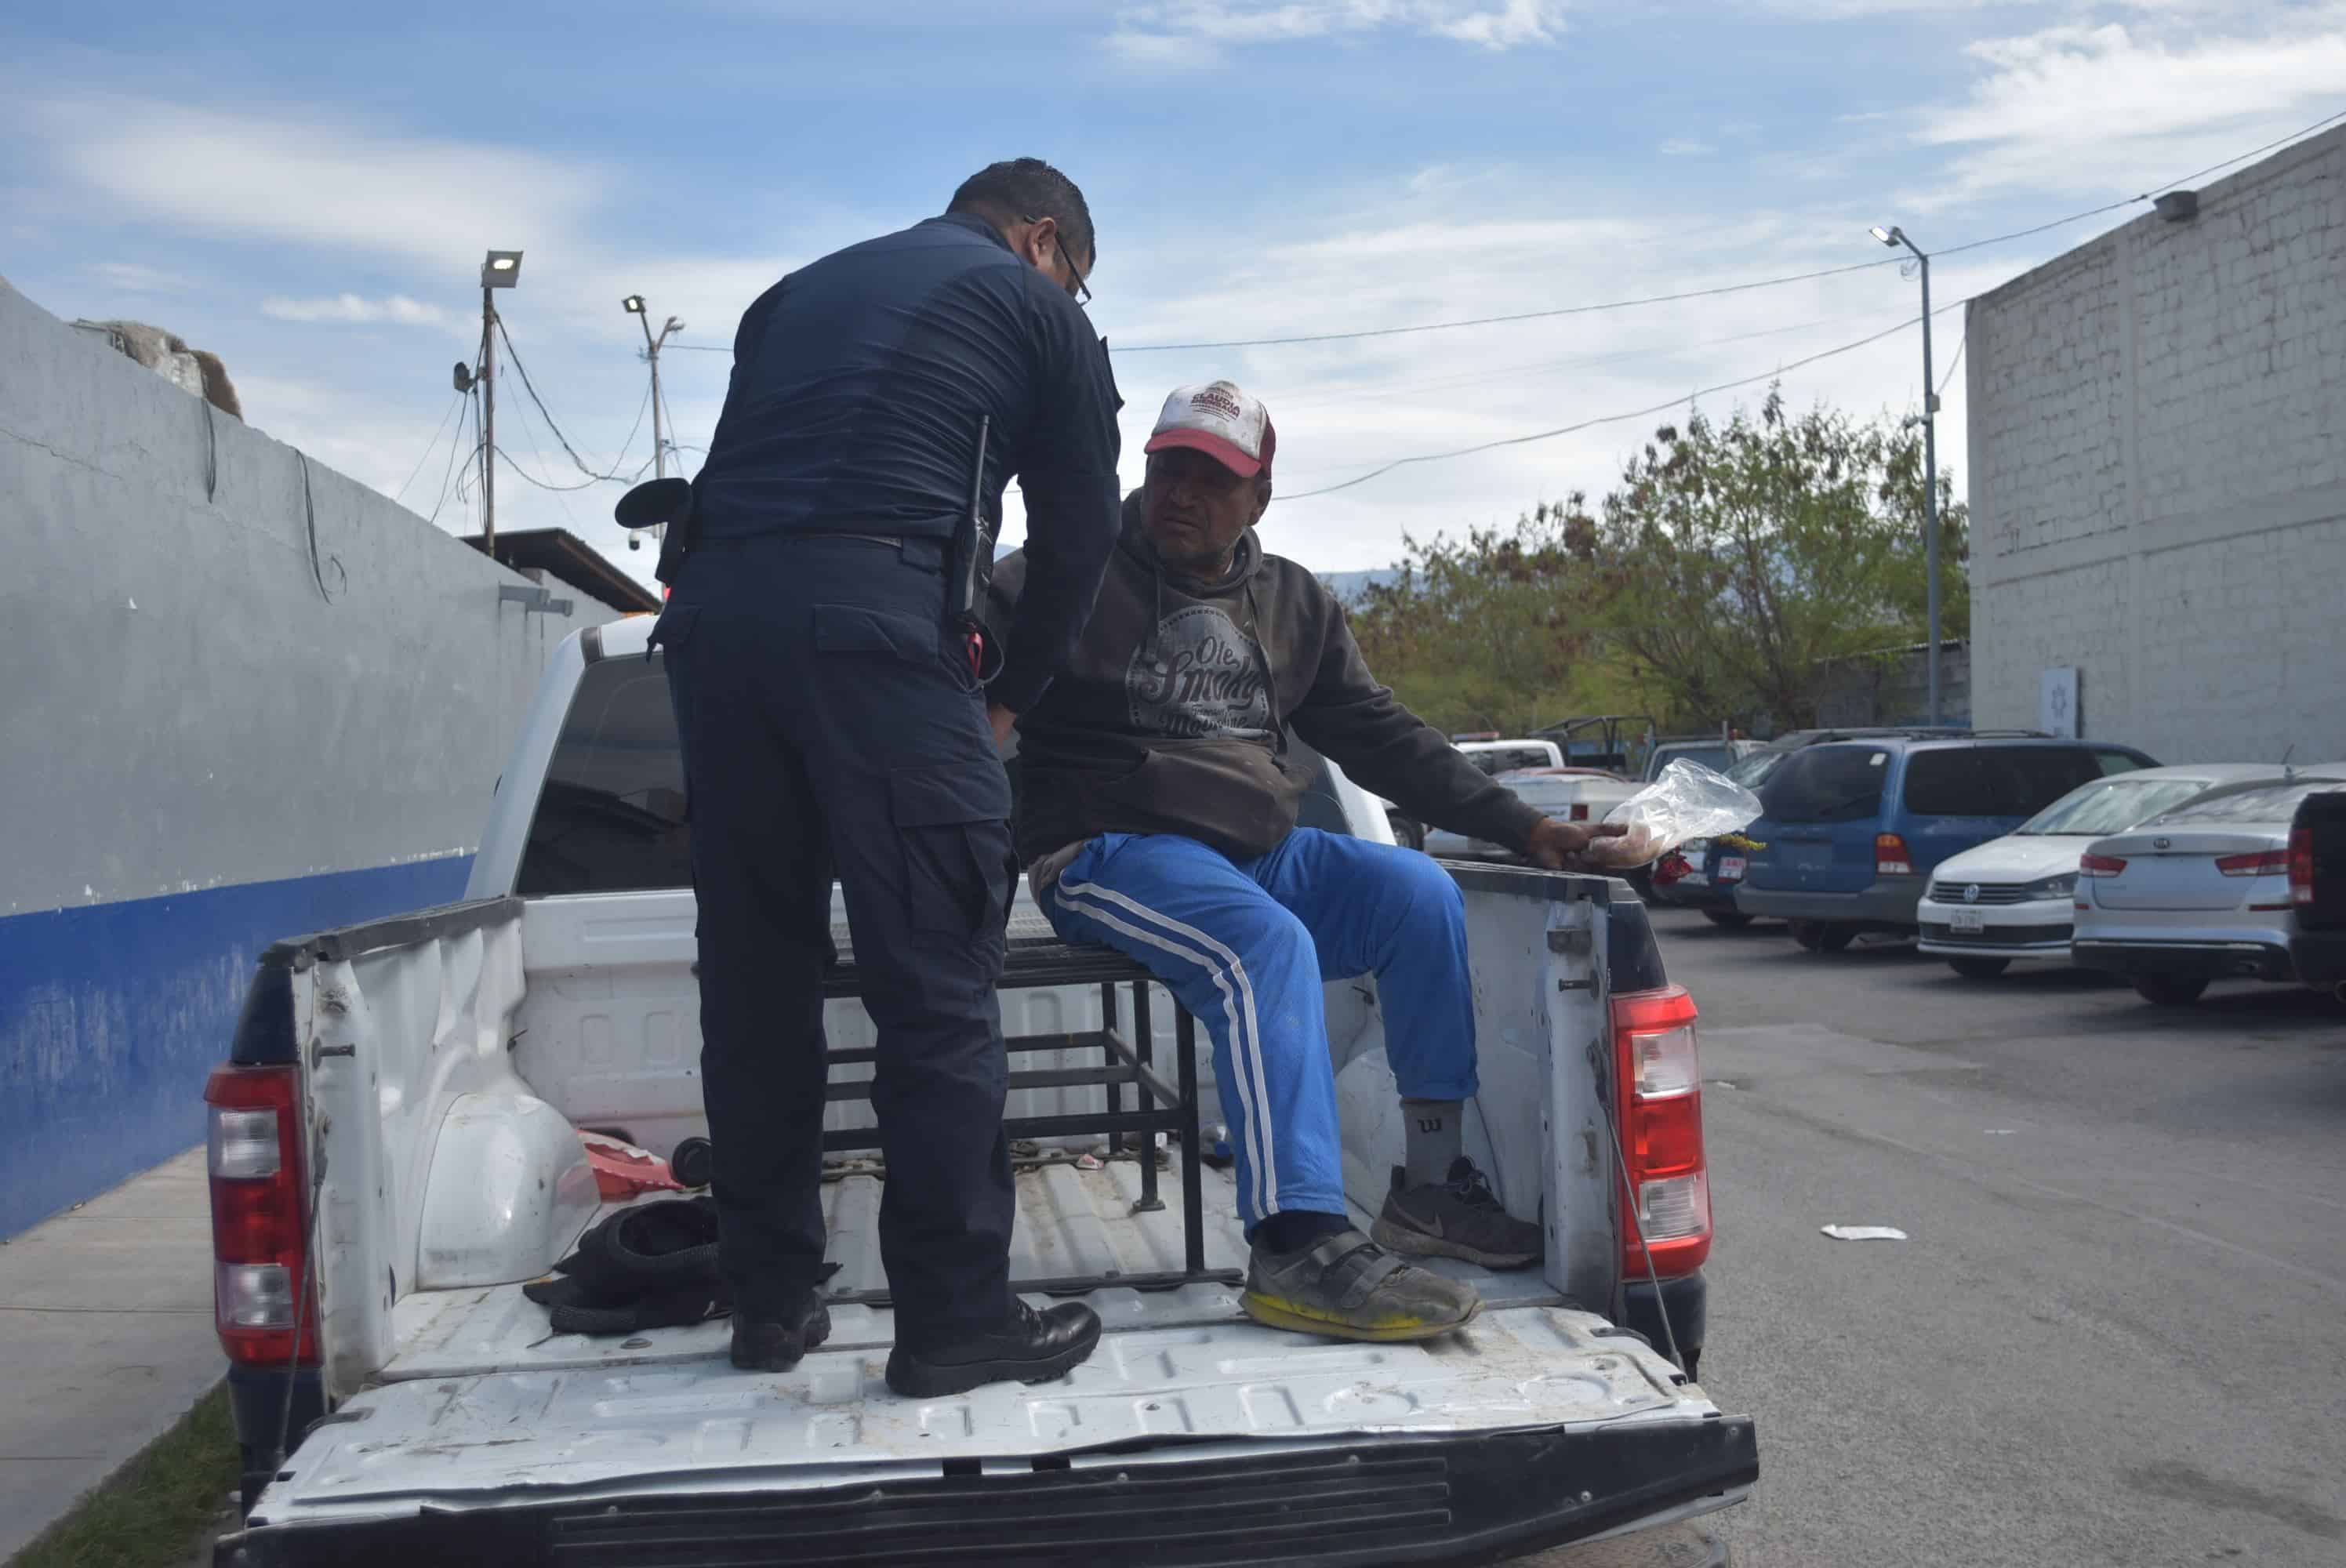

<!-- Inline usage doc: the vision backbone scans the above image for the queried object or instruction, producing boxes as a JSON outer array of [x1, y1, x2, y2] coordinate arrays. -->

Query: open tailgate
[[223, 1303, 1752, 1566]]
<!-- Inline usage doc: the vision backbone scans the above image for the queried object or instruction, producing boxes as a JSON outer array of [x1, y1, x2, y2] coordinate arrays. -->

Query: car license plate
[[1716, 856, 1746, 881], [1950, 909, 1985, 935]]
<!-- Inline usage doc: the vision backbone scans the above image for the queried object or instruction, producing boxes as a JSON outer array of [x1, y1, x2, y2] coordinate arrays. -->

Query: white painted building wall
[[1965, 124, 2345, 764], [0, 279, 619, 1235]]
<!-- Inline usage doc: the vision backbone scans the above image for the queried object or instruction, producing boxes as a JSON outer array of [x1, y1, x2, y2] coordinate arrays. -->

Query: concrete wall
[[1812, 642, 1972, 731], [0, 281, 609, 1236], [1966, 125, 2345, 764]]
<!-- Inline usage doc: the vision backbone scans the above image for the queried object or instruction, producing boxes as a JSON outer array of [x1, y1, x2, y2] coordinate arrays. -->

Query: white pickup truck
[[205, 615, 1753, 1566]]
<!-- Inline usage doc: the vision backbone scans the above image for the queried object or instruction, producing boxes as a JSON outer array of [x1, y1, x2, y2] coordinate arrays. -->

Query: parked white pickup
[[205, 615, 1752, 1567]]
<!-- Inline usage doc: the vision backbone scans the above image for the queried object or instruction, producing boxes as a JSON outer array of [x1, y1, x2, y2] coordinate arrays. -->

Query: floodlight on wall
[[481, 249, 524, 289], [2155, 190, 2200, 223]]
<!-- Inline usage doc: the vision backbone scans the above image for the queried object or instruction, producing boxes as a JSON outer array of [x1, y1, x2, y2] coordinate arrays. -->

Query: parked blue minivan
[[1734, 733, 2157, 949]]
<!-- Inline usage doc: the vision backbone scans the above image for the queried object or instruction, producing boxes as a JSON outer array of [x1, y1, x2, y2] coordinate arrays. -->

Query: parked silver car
[[2072, 771, 2346, 1004], [1915, 763, 2280, 977]]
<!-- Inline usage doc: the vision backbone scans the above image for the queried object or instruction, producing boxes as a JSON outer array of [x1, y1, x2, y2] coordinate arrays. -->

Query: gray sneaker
[[1371, 1158, 1543, 1269], [1241, 1228, 1481, 1342]]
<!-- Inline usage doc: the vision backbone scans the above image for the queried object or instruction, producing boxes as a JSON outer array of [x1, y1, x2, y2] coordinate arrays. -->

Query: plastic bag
[[1579, 759, 1764, 869]]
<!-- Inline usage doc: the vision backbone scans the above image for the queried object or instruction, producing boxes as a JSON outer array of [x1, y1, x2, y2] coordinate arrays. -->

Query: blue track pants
[[1041, 829, 1478, 1229]]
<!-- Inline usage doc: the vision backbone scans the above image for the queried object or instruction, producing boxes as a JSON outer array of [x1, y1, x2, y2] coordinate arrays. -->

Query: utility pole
[[479, 288, 496, 547], [621, 295, 686, 544], [1869, 223, 1941, 725], [479, 250, 524, 550]]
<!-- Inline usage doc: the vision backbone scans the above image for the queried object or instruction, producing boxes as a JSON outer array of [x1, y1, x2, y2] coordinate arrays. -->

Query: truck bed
[[255, 1156, 1734, 1544], [380, 1154, 1560, 1383]]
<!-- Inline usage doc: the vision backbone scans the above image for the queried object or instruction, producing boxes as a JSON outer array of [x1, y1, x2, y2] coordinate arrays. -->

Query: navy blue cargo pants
[[655, 535, 1017, 1351]]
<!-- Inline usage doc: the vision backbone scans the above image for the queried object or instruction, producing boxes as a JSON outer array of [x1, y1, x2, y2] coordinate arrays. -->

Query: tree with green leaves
[[1343, 384, 1966, 734]]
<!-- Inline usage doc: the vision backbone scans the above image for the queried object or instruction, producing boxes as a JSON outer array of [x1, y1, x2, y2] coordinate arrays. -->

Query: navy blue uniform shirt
[[693, 212, 1123, 713]]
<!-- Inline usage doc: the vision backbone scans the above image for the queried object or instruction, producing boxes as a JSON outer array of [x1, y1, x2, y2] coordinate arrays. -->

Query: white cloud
[[1109, 0, 1567, 54], [1103, 27, 1228, 66], [1906, 10, 2346, 205], [261, 293, 452, 326], [91, 260, 193, 293], [34, 94, 605, 273], [1425, 0, 1566, 46], [1659, 138, 1716, 157]]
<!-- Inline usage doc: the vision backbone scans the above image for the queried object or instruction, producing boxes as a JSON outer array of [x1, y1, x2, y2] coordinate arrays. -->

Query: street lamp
[[477, 249, 524, 548], [620, 293, 686, 550], [1872, 222, 1943, 726]]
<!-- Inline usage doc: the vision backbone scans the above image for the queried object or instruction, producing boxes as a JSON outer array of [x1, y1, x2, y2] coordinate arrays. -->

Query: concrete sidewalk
[[0, 1148, 219, 1561]]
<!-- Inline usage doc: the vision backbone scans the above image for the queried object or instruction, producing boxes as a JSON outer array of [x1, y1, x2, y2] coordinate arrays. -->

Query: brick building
[[1964, 124, 2344, 764]]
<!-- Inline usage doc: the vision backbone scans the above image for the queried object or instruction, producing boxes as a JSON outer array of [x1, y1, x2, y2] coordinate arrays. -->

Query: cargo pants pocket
[[891, 763, 1015, 938]]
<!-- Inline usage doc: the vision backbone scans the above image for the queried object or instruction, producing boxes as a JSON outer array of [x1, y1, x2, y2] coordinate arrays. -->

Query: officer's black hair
[[949, 158, 1096, 270]]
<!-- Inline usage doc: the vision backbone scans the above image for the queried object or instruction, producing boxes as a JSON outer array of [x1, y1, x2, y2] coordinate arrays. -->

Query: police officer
[[653, 159, 1122, 1396]]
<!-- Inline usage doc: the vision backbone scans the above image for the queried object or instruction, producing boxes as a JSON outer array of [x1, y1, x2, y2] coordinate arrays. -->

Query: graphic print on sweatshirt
[[1126, 602, 1273, 740]]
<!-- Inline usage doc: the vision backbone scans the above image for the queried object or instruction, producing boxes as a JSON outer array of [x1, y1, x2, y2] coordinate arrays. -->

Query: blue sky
[[5, 1, 2341, 576]]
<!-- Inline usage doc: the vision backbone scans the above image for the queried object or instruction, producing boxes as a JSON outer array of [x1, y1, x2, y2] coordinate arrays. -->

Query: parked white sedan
[[1423, 767, 1639, 860], [2072, 771, 2346, 1004], [1918, 764, 2279, 978]]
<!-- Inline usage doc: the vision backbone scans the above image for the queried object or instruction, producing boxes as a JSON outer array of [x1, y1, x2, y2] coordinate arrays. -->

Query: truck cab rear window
[[517, 659, 693, 895]]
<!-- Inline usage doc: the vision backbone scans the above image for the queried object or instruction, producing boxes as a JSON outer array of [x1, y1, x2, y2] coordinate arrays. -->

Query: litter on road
[[1819, 1225, 1909, 1241]]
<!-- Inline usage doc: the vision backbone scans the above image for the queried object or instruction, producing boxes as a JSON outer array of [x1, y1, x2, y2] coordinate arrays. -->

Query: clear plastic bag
[[1579, 759, 1765, 869]]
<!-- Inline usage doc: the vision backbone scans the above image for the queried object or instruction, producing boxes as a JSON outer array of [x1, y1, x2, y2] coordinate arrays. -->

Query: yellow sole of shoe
[[1240, 1290, 1481, 1342]]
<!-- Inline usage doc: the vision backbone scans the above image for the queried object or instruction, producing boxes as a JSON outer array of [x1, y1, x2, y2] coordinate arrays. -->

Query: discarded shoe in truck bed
[[523, 1196, 729, 1335]]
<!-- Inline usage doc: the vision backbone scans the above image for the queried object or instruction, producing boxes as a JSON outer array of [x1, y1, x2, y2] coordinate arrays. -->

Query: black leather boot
[[884, 1301, 1102, 1398], [730, 1291, 833, 1372]]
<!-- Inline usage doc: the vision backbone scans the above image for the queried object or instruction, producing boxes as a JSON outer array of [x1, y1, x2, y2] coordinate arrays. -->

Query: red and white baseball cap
[[1144, 380, 1276, 479]]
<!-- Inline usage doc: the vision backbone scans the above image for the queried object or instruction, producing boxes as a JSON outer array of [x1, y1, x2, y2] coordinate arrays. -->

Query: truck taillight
[[2289, 828, 2314, 906], [1875, 833, 1913, 877], [205, 1064, 316, 1367], [1571, 803, 1589, 822], [1613, 986, 1709, 1278]]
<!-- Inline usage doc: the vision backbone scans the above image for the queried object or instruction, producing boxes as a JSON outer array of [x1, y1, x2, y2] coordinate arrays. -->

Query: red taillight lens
[[205, 1064, 316, 1367], [2079, 853, 2127, 878], [1570, 803, 1589, 822], [1612, 986, 1709, 1278], [2291, 828, 2315, 906], [1875, 833, 1912, 877], [2216, 849, 2289, 879]]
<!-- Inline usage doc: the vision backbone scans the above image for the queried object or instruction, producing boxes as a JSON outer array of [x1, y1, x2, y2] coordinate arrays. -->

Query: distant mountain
[[1316, 568, 1400, 604]]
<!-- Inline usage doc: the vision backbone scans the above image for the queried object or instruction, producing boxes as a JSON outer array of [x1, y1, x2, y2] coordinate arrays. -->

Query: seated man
[[989, 380, 1622, 1341]]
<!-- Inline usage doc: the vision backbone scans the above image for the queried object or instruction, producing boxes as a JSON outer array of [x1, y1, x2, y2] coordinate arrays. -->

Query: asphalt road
[[1590, 908, 2346, 1568]]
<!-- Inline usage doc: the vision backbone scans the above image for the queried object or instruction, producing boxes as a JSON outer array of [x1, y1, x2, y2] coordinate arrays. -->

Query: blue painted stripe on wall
[[0, 857, 473, 1240]]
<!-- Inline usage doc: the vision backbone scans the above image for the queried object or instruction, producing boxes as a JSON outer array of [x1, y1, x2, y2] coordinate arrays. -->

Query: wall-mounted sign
[[2039, 666, 2079, 738]]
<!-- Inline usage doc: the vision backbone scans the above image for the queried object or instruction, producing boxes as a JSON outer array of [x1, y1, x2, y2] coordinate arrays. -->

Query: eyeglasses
[[1022, 214, 1091, 307]]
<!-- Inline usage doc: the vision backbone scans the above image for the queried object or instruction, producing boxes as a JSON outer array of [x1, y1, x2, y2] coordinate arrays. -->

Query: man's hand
[[1521, 816, 1629, 871], [989, 703, 1018, 751]]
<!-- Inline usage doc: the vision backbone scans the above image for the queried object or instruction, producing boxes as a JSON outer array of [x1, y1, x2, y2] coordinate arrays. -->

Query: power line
[[1118, 259, 1901, 354], [1937, 333, 1966, 399], [2149, 103, 2346, 201], [1267, 307, 1908, 414], [1280, 297, 1969, 501], [610, 382, 654, 476], [493, 445, 608, 492], [393, 392, 464, 506], [1123, 106, 2346, 354], [494, 318, 646, 482], [504, 392, 596, 535], [427, 394, 476, 528]]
